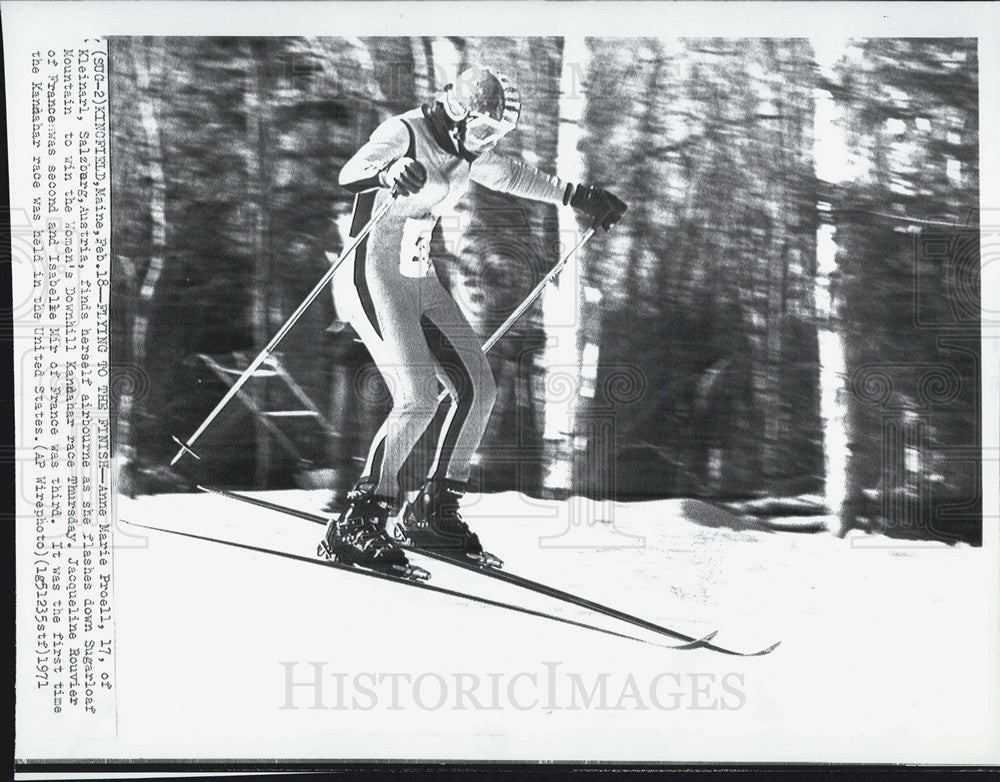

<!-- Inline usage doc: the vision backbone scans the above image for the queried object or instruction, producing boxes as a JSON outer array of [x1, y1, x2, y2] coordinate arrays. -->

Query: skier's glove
[[570, 185, 628, 231], [381, 158, 428, 196]]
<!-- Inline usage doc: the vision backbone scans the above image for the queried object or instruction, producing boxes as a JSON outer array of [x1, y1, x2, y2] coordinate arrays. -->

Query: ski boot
[[395, 480, 503, 569], [318, 485, 429, 581]]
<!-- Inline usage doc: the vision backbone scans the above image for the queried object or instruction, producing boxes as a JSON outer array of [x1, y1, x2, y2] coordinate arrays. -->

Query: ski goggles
[[464, 112, 517, 145]]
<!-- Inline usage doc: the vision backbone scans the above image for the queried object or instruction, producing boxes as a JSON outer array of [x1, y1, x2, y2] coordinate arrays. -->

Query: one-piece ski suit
[[333, 107, 571, 502]]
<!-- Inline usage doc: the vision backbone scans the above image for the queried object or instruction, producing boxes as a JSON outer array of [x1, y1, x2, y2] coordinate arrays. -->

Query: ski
[[122, 517, 716, 652], [200, 486, 780, 656], [395, 546, 778, 657]]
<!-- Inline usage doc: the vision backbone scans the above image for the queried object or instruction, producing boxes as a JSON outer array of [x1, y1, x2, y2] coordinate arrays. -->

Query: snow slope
[[70, 489, 999, 763]]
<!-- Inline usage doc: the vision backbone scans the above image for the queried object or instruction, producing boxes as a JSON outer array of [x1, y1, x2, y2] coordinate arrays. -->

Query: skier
[[321, 65, 627, 576]]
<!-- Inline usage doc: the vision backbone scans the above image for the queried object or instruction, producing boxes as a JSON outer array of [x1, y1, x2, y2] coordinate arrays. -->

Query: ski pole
[[481, 221, 597, 354], [431, 220, 598, 406], [170, 193, 397, 465]]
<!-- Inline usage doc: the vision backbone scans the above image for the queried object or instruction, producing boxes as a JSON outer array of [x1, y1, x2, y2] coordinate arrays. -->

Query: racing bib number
[[399, 217, 436, 278]]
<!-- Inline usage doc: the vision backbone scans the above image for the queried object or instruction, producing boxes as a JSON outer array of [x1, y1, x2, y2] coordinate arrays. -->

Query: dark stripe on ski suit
[[360, 436, 386, 487], [349, 190, 381, 338], [420, 313, 474, 482]]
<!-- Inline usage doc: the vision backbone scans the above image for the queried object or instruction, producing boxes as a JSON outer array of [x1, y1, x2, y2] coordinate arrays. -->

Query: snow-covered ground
[[79, 490, 1000, 762]]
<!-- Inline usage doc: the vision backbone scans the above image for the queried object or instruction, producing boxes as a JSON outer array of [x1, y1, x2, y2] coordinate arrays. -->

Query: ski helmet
[[440, 66, 521, 145]]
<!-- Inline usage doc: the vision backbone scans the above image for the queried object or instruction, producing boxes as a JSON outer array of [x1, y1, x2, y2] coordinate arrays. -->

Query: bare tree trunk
[[760, 52, 788, 491], [411, 37, 436, 100], [245, 41, 272, 486], [117, 37, 168, 496], [542, 36, 589, 498]]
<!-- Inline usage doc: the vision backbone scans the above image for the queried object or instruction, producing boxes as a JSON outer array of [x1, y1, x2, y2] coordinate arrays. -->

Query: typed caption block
[[17, 40, 116, 741]]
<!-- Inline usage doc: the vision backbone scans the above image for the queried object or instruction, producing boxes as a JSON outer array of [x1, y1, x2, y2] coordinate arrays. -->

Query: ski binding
[[468, 549, 504, 569], [391, 523, 503, 570], [316, 540, 431, 582]]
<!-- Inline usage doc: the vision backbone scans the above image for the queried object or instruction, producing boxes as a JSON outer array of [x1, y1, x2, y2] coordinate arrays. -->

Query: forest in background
[[108, 37, 980, 543]]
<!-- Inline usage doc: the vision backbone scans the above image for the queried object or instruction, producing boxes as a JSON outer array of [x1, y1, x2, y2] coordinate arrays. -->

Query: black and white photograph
[[9, 1, 1000, 772]]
